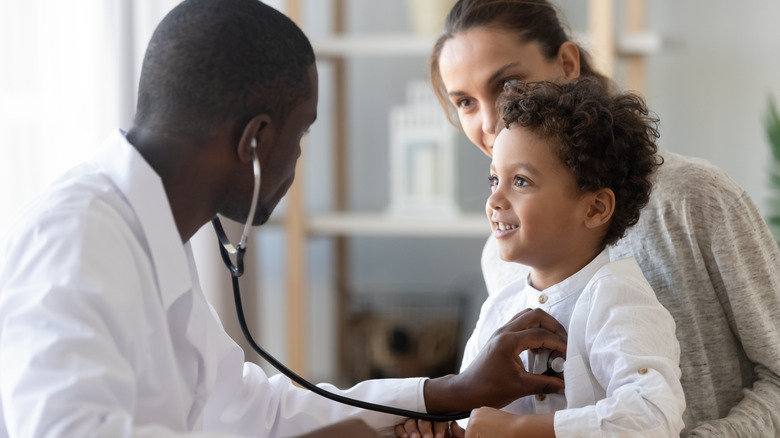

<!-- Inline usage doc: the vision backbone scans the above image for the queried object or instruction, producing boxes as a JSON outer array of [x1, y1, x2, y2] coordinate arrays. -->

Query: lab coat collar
[[95, 129, 193, 310]]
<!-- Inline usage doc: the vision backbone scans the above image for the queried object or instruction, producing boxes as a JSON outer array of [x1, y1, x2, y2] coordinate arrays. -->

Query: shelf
[[306, 212, 490, 237], [571, 30, 663, 57], [616, 31, 662, 56], [312, 34, 437, 58], [312, 31, 662, 60]]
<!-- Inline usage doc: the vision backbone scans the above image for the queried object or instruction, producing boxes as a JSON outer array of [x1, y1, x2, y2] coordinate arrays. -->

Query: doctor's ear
[[238, 114, 273, 163]]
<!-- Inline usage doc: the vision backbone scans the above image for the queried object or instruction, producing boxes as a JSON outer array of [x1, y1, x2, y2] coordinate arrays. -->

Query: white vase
[[405, 0, 457, 35]]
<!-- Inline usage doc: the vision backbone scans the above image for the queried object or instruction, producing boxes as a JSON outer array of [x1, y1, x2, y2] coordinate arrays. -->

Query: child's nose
[[487, 189, 508, 211]]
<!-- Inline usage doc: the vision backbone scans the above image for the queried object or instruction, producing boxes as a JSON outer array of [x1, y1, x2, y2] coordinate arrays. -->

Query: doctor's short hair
[[134, 0, 315, 135], [497, 78, 662, 247]]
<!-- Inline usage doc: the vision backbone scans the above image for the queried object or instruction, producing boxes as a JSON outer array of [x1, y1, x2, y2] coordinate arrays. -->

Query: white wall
[[643, 1, 780, 209]]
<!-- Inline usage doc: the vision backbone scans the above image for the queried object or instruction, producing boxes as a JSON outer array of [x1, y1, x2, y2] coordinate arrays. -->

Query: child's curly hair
[[497, 78, 662, 247]]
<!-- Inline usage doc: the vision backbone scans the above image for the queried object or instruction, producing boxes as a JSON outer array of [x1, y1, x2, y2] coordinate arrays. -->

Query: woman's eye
[[456, 97, 475, 110], [501, 78, 520, 90]]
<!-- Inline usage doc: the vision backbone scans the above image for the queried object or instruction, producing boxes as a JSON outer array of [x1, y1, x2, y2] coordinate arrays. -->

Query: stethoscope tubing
[[211, 147, 469, 422], [220, 252, 469, 422]]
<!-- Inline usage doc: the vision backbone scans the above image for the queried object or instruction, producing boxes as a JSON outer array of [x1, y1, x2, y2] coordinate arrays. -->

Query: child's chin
[[497, 247, 523, 264]]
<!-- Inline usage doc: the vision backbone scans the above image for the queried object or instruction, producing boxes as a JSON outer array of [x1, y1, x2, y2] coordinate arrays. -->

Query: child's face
[[487, 126, 593, 272]]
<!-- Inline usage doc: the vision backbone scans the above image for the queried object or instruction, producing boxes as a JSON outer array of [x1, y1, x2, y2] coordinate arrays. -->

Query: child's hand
[[466, 408, 555, 438], [393, 418, 455, 438]]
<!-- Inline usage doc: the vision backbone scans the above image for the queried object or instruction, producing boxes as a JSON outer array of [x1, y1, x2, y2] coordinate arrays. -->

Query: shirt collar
[[525, 249, 611, 302], [95, 129, 193, 310]]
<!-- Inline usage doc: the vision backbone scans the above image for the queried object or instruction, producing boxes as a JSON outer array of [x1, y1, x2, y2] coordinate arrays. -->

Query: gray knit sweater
[[480, 152, 780, 436]]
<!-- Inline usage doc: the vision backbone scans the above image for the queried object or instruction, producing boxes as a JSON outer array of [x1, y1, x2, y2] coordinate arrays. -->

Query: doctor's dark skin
[[124, 2, 566, 437]]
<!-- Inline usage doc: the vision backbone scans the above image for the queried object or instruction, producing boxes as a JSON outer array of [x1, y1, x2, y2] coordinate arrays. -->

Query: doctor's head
[[430, 0, 612, 157], [132, 0, 318, 227]]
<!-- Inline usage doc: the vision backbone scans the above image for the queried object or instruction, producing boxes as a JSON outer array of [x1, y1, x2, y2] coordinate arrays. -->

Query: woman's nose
[[482, 105, 498, 136]]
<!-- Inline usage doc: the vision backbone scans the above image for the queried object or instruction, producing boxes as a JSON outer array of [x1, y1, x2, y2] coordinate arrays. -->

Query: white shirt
[[0, 130, 426, 437], [461, 250, 685, 437]]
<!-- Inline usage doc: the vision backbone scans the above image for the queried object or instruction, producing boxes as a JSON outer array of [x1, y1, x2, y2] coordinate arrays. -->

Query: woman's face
[[438, 27, 577, 157]]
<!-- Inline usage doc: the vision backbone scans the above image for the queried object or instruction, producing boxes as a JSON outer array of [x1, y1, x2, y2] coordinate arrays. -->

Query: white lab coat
[[0, 130, 426, 437]]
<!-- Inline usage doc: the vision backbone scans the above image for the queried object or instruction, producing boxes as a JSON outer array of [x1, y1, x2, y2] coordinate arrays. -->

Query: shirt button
[[638, 367, 649, 374], [535, 393, 547, 402], [538, 294, 548, 304]]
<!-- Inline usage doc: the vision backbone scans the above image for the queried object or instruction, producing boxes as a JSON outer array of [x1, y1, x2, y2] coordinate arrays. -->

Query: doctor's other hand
[[394, 418, 453, 438], [296, 419, 381, 438]]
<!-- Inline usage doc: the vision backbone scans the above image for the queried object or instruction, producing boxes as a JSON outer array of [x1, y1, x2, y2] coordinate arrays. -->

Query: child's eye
[[488, 175, 499, 189], [514, 176, 529, 187]]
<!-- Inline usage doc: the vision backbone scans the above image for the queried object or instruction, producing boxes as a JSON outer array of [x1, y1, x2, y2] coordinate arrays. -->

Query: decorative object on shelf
[[345, 291, 466, 383], [388, 80, 459, 217], [764, 94, 780, 245], [405, 0, 456, 35]]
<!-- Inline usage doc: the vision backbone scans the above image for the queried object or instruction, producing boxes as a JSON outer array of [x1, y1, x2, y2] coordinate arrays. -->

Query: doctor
[[0, 0, 568, 437]]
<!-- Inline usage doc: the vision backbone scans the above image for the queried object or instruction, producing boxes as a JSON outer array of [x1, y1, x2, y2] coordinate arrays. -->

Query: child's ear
[[584, 188, 615, 229]]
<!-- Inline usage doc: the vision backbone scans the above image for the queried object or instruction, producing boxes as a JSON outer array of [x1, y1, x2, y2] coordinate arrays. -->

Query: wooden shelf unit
[[280, 0, 656, 378]]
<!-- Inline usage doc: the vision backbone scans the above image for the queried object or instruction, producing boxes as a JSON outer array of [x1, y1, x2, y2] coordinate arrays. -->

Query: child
[[478, 78, 685, 436], [397, 78, 685, 438]]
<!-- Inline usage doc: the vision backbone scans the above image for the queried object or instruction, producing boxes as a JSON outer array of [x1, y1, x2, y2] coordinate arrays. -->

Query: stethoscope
[[211, 144, 470, 422]]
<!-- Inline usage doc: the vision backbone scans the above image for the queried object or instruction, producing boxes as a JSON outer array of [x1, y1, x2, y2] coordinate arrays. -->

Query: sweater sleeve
[[686, 190, 780, 437]]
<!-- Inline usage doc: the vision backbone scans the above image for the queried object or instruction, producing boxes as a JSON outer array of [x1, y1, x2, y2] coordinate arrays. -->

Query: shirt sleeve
[[686, 190, 780, 437], [553, 268, 686, 437]]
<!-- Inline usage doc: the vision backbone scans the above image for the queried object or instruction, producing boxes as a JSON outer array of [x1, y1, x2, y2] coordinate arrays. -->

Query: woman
[[396, 0, 780, 437]]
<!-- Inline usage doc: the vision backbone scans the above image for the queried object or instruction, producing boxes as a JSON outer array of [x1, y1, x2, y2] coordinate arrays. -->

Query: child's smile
[[492, 221, 519, 236]]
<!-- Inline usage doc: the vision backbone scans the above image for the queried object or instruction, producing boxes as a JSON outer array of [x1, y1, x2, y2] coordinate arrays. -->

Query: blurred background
[[2, 0, 779, 386]]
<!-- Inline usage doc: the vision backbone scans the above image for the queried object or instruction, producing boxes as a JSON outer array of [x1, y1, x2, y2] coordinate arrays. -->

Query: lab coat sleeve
[[0, 207, 244, 437], [203, 349, 427, 437], [0, 208, 428, 437], [553, 268, 686, 437]]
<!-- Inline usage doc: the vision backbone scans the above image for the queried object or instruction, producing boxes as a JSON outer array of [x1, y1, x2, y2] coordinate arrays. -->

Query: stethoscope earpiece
[[212, 137, 262, 276]]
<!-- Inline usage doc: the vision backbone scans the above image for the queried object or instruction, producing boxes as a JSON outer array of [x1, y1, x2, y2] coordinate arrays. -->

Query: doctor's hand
[[423, 308, 567, 414], [296, 419, 381, 438]]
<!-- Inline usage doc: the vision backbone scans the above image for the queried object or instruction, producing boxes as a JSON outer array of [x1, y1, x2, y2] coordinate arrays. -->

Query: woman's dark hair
[[497, 78, 661, 247], [430, 0, 612, 125], [134, 0, 315, 135]]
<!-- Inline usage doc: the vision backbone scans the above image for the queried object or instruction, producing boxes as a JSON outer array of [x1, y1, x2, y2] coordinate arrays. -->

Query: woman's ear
[[237, 114, 273, 164], [584, 188, 615, 229], [557, 41, 581, 80]]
